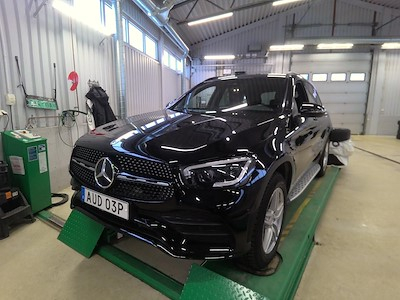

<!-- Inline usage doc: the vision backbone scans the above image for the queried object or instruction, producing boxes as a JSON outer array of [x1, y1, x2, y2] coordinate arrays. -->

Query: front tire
[[241, 174, 286, 271]]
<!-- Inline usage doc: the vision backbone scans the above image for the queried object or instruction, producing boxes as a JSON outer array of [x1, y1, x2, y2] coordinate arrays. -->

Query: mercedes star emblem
[[94, 157, 116, 189]]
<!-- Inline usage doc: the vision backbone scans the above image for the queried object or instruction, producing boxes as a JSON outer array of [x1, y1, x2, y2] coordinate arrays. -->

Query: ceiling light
[[188, 12, 233, 26], [272, 0, 304, 6], [381, 43, 400, 49], [269, 44, 304, 51], [204, 55, 235, 60], [317, 43, 354, 50], [52, 0, 114, 35]]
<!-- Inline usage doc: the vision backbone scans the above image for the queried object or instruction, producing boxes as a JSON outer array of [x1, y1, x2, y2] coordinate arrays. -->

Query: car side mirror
[[165, 99, 176, 109], [299, 103, 326, 117]]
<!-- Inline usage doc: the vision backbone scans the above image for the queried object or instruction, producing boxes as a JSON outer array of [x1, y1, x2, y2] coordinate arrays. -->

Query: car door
[[285, 80, 319, 182]]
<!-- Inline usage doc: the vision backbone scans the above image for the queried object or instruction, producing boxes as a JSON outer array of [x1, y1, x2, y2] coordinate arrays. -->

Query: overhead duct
[[130, 0, 189, 55]]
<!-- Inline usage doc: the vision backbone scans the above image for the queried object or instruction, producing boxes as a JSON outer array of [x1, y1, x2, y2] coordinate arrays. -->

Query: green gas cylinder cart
[[2, 130, 52, 213]]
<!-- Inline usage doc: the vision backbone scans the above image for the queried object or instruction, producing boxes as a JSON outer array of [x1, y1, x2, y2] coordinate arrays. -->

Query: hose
[[51, 193, 69, 207]]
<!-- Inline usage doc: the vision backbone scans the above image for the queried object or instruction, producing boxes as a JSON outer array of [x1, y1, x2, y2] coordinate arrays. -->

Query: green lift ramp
[[56, 167, 340, 300]]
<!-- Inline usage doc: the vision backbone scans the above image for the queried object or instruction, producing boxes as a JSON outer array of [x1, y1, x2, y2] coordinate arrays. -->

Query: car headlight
[[181, 157, 255, 188]]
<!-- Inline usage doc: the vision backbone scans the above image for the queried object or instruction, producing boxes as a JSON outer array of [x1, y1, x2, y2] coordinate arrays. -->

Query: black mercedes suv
[[70, 73, 331, 271]]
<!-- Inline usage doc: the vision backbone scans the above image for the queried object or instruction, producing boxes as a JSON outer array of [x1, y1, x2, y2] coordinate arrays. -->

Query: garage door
[[291, 53, 372, 134]]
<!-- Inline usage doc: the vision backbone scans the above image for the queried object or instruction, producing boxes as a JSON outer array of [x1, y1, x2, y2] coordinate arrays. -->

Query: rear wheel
[[242, 174, 286, 271], [317, 141, 329, 177]]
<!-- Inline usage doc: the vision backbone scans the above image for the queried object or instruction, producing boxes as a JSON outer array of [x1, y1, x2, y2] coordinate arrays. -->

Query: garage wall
[[0, 0, 116, 191], [123, 0, 186, 115], [125, 46, 162, 115]]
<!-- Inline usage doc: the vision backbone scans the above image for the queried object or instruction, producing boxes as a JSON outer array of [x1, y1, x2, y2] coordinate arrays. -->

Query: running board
[[288, 164, 321, 201]]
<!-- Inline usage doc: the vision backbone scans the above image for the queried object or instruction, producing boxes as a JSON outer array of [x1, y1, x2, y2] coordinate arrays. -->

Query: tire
[[241, 174, 286, 271], [317, 141, 329, 177], [330, 128, 351, 142]]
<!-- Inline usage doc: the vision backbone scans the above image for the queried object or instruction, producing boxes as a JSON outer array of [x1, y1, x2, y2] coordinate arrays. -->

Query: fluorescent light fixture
[[317, 43, 354, 50], [52, 0, 114, 35], [272, 0, 304, 6], [269, 44, 304, 51], [204, 55, 235, 60], [381, 43, 400, 49], [188, 12, 233, 26]]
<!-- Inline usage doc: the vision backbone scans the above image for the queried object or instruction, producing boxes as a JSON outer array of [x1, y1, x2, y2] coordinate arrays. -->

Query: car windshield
[[171, 77, 287, 114]]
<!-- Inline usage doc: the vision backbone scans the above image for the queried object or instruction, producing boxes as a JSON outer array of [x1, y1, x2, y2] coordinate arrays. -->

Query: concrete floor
[[0, 135, 399, 299]]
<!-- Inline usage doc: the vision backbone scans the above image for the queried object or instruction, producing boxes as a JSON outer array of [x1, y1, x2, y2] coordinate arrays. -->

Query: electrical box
[[5, 94, 16, 106], [2, 130, 52, 213]]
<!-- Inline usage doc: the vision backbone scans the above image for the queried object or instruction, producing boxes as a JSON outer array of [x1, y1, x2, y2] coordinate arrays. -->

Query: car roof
[[203, 73, 300, 83]]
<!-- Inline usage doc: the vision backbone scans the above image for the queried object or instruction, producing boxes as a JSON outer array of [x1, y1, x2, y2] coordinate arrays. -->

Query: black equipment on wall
[[85, 86, 117, 127]]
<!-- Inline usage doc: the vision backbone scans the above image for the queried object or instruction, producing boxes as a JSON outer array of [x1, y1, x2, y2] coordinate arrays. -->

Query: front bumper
[[70, 175, 266, 259]]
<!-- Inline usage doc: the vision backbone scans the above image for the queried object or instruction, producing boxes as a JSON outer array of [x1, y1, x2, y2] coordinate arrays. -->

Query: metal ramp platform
[[46, 167, 340, 300]]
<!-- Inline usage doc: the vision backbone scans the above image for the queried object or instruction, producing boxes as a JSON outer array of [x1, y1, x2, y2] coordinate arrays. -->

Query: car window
[[187, 86, 216, 109], [260, 92, 276, 105], [172, 77, 287, 113], [304, 81, 322, 105], [294, 82, 308, 107]]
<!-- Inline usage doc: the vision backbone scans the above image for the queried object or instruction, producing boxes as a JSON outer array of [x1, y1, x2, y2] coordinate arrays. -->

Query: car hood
[[75, 109, 278, 163]]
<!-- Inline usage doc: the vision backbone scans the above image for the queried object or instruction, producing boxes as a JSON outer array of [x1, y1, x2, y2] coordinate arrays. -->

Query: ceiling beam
[[176, 0, 278, 25], [189, 2, 311, 48], [205, 0, 225, 11], [341, 0, 400, 14]]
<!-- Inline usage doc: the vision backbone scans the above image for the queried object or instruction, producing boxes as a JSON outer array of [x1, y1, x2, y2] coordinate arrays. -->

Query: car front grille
[[70, 146, 174, 202]]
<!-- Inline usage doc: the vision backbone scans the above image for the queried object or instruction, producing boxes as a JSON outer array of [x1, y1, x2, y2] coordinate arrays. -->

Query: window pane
[[163, 50, 169, 66], [188, 86, 217, 109], [145, 36, 157, 59], [122, 17, 127, 43], [299, 73, 309, 80], [331, 73, 346, 81], [312, 73, 328, 82], [128, 23, 143, 51], [104, 3, 116, 34], [350, 73, 366, 81], [170, 55, 176, 70], [177, 59, 183, 73]]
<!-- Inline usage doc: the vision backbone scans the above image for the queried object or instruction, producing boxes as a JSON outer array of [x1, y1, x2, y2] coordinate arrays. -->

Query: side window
[[218, 85, 247, 108], [304, 81, 322, 105], [260, 92, 276, 105], [294, 82, 309, 107], [187, 86, 216, 109]]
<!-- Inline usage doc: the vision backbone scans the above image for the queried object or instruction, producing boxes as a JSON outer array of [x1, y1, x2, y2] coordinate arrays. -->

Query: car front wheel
[[242, 174, 286, 271]]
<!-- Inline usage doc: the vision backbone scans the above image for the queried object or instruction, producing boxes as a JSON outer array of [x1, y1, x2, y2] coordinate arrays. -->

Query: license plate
[[82, 187, 129, 220]]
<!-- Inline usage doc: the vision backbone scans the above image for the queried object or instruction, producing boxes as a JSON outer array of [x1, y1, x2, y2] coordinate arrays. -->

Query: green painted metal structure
[[56, 167, 339, 300], [2, 130, 52, 213], [58, 210, 105, 258]]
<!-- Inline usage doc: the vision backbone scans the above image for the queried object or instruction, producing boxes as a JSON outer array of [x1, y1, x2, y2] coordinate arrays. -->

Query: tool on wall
[[15, 56, 59, 110]]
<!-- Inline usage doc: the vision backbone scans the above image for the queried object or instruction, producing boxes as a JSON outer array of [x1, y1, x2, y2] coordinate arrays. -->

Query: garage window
[[104, 2, 115, 35], [128, 23, 143, 51], [163, 50, 183, 74], [300, 73, 309, 80], [331, 73, 346, 82], [350, 73, 366, 81], [312, 73, 328, 82], [145, 36, 157, 59]]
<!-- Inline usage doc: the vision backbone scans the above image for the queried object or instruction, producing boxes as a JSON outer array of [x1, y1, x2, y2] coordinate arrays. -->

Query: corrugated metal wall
[[0, 0, 117, 130], [0, 0, 117, 190], [0, 0, 187, 190], [125, 46, 162, 115], [123, 0, 186, 115]]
